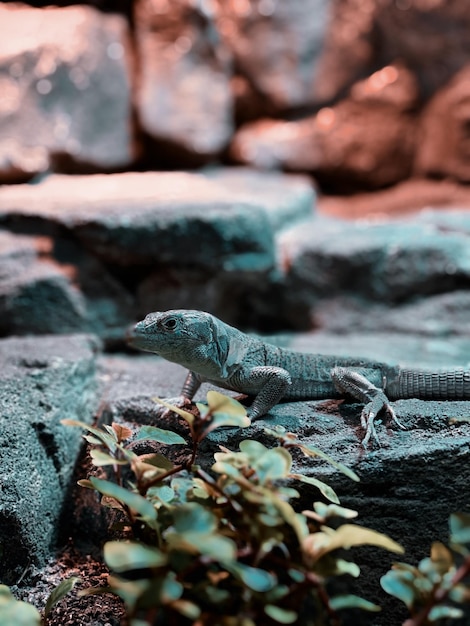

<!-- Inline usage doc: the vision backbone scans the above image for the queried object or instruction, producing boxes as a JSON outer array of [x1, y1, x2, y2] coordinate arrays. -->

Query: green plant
[[64, 391, 404, 625], [0, 577, 80, 626], [381, 512, 470, 625]]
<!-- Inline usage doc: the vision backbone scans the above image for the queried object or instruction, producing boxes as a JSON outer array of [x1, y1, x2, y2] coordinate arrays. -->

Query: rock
[[230, 66, 416, 189], [134, 0, 233, 159], [98, 332, 470, 623], [414, 64, 470, 182], [0, 172, 276, 270], [0, 230, 134, 342], [0, 334, 99, 584], [278, 211, 470, 328], [374, 0, 470, 99], [310, 291, 470, 339], [0, 3, 133, 182], [216, 0, 331, 110]]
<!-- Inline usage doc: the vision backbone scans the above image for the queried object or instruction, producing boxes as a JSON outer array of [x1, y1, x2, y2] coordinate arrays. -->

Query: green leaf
[[304, 524, 404, 562], [254, 448, 292, 483], [450, 512, 470, 546], [430, 541, 454, 575], [152, 397, 195, 425], [206, 391, 247, 417], [90, 449, 128, 466], [134, 426, 186, 445], [173, 503, 216, 534], [296, 443, 360, 482], [335, 559, 360, 577], [104, 541, 166, 573], [61, 419, 117, 451], [380, 570, 416, 609], [146, 484, 175, 504], [290, 473, 340, 504], [310, 502, 358, 521], [228, 563, 277, 592], [44, 577, 81, 619], [89, 477, 157, 521], [329, 594, 381, 612], [169, 599, 201, 619], [264, 605, 298, 623], [428, 605, 463, 621], [167, 531, 236, 563], [0, 586, 41, 626]]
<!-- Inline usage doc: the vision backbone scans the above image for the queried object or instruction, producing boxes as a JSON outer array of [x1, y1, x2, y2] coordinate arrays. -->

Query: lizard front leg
[[331, 367, 404, 447], [239, 366, 292, 420], [157, 370, 201, 417]]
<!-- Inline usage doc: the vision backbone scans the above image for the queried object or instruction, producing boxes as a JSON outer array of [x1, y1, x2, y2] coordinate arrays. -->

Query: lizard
[[127, 309, 470, 447]]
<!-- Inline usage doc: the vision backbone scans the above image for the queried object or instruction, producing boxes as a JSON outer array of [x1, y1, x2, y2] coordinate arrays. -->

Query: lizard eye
[[162, 317, 178, 331]]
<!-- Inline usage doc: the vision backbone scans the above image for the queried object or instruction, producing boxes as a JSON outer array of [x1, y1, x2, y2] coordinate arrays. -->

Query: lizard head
[[127, 310, 230, 373]]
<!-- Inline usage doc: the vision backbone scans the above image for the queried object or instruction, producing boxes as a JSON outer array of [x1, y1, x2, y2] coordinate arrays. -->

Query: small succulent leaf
[[62, 419, 118, 451], [449, 584, 470, 603], [0, 596, 41, 625], [90, 477, 157, 521], [228, 563, 277, 592], [254, 447, 292, 483], [335, 559, 361, 577], [169, 599, 201, 619], [264, 605, 298, 623], [428, 605, 463, 621], [309, 502, 358, 521], [136, 453, 174, 471], [104, 541, 166, 573], [290, 473, 340, 504], [430, 541, 454, 575], [380, 570, 416, 609], [112, 423, 133, 441], [450, 512, 470, 546], [329, 594, 381, 612], [134, 426, 186, 445], [83, 434, 103, 445], [173, 502, 216, 534], [77, 479, 94, 489], [305, 524, 403, 561], [297, 443, 360, 482], [106, 575, 150, 612], [90, 449, 128, 466], [167, 531, 236, 562], [264, 491, 309, 540], [44, 577, 81, 619], [239, 439, 269, 458], [152, 397, 195, 425], [146, 484, 175, 504], [103, 424, 119, 441], [206, 391, 247, 417]]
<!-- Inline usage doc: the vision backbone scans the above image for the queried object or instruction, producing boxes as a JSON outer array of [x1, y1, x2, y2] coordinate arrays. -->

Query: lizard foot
[[360, 400, 406, 448]]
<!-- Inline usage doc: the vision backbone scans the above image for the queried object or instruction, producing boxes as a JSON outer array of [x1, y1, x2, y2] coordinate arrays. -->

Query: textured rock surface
[[278, 211, 470, 327], [415, 64, 470, 182], [0, 229, 133, 342], [231, 64, 417, 188], [0, 334, 99, 584], [217, 0, 331, 110], [134, 0, 233, 159], [0, 3, 133, 182]]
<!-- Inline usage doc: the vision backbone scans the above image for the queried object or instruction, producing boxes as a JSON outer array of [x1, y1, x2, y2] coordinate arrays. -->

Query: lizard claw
[[361, 400, 407, 448]]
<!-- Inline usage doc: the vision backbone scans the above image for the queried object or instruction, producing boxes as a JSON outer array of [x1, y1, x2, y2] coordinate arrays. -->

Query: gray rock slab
[[0, 171, 277, 270], [0, 334, 100, 584], [277, 211, 470, 327], [0, 167, 314, 270], [100, 333, 470, 624], [0, 230, 133, 342], [0, 4, 133, 182]]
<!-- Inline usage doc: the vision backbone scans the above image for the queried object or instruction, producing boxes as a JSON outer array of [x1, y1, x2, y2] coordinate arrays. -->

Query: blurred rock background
[[1, 0, 470, 339]]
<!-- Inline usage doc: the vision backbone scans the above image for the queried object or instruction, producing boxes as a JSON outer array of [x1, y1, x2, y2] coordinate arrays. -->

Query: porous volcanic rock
[[0, 3, 133, 182], [0, 334, 99, 584]]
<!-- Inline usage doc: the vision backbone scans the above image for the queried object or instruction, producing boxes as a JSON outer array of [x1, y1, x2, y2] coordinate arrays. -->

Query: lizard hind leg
[[331, 366, 405, 448]]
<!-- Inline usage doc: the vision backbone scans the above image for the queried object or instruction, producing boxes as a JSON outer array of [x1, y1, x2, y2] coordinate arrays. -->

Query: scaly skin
[[127, 309, 470, 447]]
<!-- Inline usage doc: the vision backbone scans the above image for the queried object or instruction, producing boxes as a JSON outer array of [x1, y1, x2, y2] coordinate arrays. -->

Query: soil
[[12, 545, 127, 626]]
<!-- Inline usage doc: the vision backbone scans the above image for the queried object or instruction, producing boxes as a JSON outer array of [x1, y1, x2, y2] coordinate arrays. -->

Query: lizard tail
[[392, 368, 470, 400]]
